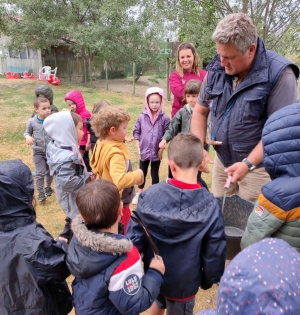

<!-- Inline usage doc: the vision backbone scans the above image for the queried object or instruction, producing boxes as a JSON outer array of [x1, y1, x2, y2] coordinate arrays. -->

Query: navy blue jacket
[[127, 181, 226, 299], [0, 160, 71, 315], [67, 216, 164, 315], [205, 37, 299, 167]]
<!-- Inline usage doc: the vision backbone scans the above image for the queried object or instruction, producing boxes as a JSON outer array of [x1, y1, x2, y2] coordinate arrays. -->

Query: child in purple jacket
[[132, 87, 170, 204]]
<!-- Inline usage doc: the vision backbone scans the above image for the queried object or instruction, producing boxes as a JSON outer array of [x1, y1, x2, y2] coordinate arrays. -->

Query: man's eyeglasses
[[131, 211, 159, 256]]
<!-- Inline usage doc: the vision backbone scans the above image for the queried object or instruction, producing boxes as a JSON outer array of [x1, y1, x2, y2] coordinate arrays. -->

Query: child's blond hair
[[92, 100, 111, 114], [91, 106, 130, 139]]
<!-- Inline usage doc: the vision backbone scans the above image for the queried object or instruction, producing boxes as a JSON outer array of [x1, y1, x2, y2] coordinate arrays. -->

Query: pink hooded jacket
[[64, 90, 91, 146]]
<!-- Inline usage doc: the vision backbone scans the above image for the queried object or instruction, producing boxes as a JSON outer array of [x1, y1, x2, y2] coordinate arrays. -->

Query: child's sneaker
[[131, 192, 140, 205], [45, 186, 54, 196], [38, 192, 47, 202]]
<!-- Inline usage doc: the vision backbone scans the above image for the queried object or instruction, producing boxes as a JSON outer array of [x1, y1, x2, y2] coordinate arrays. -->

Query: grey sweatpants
[[33, 151, 53, 193]]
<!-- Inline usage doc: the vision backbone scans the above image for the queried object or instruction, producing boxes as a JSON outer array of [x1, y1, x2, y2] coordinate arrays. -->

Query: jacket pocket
[[242, 92, 267, 123], [232, 141, 257, 160], [205, 87, 223, 116]]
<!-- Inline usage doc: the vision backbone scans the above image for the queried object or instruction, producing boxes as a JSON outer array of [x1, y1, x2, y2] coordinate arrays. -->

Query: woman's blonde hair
[[91, 106, 130, 139], [175, 42, 201, 78]]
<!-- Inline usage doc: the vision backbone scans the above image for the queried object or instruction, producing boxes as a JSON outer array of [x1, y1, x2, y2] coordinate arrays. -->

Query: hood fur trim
[[71, 215, 133, 254]]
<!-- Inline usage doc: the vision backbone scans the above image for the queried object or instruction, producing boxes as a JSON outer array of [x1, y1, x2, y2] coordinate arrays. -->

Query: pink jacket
[[64, 90, 91, 146], [169, 69, 207, 117]]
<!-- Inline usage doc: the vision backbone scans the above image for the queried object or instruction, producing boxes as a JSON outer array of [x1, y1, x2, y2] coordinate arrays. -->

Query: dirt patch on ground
[[69, 75, 171, 98]]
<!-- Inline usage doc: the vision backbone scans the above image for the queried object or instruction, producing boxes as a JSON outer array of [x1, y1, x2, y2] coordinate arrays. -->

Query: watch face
[[243, 158, 256, 171]]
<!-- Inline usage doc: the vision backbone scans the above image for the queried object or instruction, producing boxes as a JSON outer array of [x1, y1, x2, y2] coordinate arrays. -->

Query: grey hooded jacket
[[44, 111, 90, 219], [24, 115, 51, 153]]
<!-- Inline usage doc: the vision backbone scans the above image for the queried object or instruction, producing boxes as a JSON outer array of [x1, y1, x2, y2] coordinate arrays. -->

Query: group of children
[[13, 81, 300, 315]]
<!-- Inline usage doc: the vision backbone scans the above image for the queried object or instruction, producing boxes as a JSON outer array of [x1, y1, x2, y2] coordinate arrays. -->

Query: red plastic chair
[[5, 72, 13, 79], [22, 71, 29, 78], [51, 76, 60, 86]]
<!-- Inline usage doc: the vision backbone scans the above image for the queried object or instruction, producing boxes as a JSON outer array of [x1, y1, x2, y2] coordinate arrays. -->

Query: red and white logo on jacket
[[109, 246, 143, 295]]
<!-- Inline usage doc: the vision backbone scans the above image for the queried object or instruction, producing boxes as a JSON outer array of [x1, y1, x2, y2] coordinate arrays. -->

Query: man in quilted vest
[[191, 12, 299, 202]]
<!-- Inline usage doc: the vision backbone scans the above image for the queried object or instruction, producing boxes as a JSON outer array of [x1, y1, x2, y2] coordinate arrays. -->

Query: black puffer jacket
[[0, 160, 72, 315], [32, 85, 59, 117]]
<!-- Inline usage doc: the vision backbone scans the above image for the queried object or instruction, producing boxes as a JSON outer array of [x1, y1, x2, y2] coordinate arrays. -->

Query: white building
[[0, 36, 42, 75]]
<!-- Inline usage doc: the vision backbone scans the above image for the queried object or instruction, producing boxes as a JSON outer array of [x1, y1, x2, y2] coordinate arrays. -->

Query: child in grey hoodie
[[24, 96, 53, 202], [44, 111, 91, 243]]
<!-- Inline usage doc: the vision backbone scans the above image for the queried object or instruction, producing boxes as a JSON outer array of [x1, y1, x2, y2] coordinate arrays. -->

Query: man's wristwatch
[[242, 158, 256, 172]]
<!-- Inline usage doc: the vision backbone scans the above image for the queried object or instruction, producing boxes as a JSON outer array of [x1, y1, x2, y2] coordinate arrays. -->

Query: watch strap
[[242, 158, 256, 172]]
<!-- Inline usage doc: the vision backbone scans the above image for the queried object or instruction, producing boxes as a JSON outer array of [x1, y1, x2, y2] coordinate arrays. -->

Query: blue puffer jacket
[[241, 103, 300, 251], [205, 37, 299, 167], [127, 181, 226, 299], [67, 216, 164, 315]]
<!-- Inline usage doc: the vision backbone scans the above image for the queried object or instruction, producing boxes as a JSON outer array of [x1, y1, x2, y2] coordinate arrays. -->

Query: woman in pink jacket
[[169, 42, 207, 118], [65, 90, 92, 171]]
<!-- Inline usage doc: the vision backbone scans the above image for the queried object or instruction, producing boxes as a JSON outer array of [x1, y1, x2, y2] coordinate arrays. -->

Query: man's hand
[[202, 149, 213, 174], [25, 135, 34, 146], [225, 162, 249, 183]]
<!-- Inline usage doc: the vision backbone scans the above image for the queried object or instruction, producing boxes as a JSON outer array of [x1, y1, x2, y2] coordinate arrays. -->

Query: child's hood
[[145, 87, 164, 124], [35, 85, 53, 104], [90, 140, 129, 176], [64, 90, 88, 116], [136, 181, 220, 242], [198, 238, 300, 315], [44, 111, 78, 149], [0, 160, 36, 228], [44, 111, 87, 174], [67, 215, 132, 278]]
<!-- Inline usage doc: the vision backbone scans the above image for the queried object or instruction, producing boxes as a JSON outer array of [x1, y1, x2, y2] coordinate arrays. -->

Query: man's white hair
[[212, 12, 258, 54]]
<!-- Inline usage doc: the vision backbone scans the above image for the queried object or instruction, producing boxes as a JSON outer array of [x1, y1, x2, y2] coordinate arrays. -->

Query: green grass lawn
[[0, 78, 217, 314]]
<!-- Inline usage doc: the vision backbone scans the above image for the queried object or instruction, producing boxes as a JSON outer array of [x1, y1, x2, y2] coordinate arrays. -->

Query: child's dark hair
[[33, 96, 50, 109], [184, 80, 201, 96], [76, 179, 120, 230], [168, 133, 203, 169], [70, 112, 82, 126], [92, 99, 111, 114]]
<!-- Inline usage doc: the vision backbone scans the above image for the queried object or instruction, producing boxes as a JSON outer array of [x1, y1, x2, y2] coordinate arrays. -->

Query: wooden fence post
[[105, 61, 108, 90], [133, 61, 136, 94]]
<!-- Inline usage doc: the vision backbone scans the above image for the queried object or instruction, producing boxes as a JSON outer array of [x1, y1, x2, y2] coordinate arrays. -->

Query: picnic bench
[[7, 65, 30, 74]]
